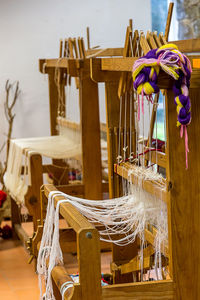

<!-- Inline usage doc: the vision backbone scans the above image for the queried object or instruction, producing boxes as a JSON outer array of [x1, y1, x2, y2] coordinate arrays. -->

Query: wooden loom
[[37, 4, 200, 300], [10, 36, 109, 258], [27, 32, 136, 261], [40, 35, 200, 299]]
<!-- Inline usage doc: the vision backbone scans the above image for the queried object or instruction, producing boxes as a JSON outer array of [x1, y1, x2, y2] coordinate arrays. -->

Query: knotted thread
[[132, 44, 192, 168]]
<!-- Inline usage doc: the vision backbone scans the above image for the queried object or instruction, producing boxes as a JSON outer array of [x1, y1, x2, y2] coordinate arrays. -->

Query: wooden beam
[[100, 57, 200, 88], [90, 58, 122, 83], [114, 163, 167, 203], [86, 47, 123, 57], [172, 38, 200, 53], [102, 280, 174, 299], [101, 57, 136, 72], [44, 185, 94, 233]]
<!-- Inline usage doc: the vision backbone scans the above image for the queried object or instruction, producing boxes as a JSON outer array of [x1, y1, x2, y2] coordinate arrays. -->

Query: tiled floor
[[0, 221, 112, 300], [0, 237, 40, 300]]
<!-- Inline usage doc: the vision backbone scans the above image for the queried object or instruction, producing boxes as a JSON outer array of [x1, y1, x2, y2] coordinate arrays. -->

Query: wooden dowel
[[59, 39, 63, 58], [44, 185, 94, 233], [81, 38, 86, 58], [164, 2, 174, 41], [86, 26, 90, 50], [51, 265, 74, 298]]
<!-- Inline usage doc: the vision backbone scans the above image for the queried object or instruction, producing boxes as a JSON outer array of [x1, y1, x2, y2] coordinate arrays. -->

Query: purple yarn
[[133, 45, 192, 127]]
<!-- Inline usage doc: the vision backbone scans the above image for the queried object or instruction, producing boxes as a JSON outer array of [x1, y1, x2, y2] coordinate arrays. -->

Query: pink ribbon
[[138, 94, 140, 121], [141, 89, 144, 115], [180, 125, 189, 169]]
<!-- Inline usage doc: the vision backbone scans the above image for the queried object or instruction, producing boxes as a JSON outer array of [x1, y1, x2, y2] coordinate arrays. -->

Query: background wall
[[0, 0, 152, 161]]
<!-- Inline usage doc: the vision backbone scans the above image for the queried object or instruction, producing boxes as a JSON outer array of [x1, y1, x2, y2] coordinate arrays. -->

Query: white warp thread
[[3, 125, 81, 204], [4, 124, 107, 205], [37, 174, 168, 298]]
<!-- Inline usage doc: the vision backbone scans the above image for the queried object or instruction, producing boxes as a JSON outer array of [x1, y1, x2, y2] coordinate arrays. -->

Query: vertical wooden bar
[[105, 81, 120, 198], [78, 228, 101, 300], [79, 66, 102, 200], [86, 27, 90, 50], [25, 154, 43, 231], [164, 2, 174, 41], [166, 88, 200, 299], [48, 69, 60, 136]]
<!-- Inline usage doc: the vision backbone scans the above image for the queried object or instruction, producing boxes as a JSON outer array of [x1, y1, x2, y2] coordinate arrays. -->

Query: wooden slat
[[44, 185, 94, 233], [159, 32, 167, 45], [153, 32, 162, 48], [164, 2, 174, 41], [102, 280, 174, 299], [118, 26, 132, 98], [115, 163, 167, 203], [101, 57, 137, 72], [59, 39, 63, 58], [86, 27, 90, 50], [140, 32, 151, 55], [86, 47, 123, 57], [146, 31, 157, 49], [172, 38, 200, 53], [120, 246, 154, 274]]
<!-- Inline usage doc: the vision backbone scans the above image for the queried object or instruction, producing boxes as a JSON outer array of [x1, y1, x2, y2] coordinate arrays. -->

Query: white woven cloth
[[4, 132, 81, 204]]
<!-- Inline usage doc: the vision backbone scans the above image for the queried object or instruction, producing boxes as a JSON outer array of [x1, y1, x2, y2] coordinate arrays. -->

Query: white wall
[[0, 0, 151, 161]]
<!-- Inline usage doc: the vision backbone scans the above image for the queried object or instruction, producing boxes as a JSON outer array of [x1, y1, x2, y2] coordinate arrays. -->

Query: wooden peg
[[164, 2, 174, 41], [81, 38, 86, 58], [59, 39, 63, 58], [132, 30, 139, 56], [63, 39, 68, 57], [129, 19, 133, 33], [86, 26, 90, 49], [153, 31, 162, 48], [72, 38, 79, 59], [159, 32, 167, 45], [140, 31, 151, 55], [118, 26, 132, 98], [78, 37, 83, 58]]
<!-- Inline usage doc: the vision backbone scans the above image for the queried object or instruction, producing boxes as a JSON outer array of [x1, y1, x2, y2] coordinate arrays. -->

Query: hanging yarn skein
[[132, 43, 192, 168]]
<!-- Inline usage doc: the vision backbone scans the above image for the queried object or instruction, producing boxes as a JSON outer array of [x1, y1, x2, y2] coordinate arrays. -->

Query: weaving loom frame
[[10, 41, 110, 261], [41, 37, 200, 299]]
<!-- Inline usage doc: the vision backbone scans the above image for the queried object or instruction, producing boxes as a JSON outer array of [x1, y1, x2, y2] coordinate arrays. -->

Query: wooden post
[[105, 81, 120, 198], [166, 88, 200, 299], [48, 68, 60, 136], [79, 67, 102, 200], [25, 154, 43, 231], [78, 228, 101, 300]]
